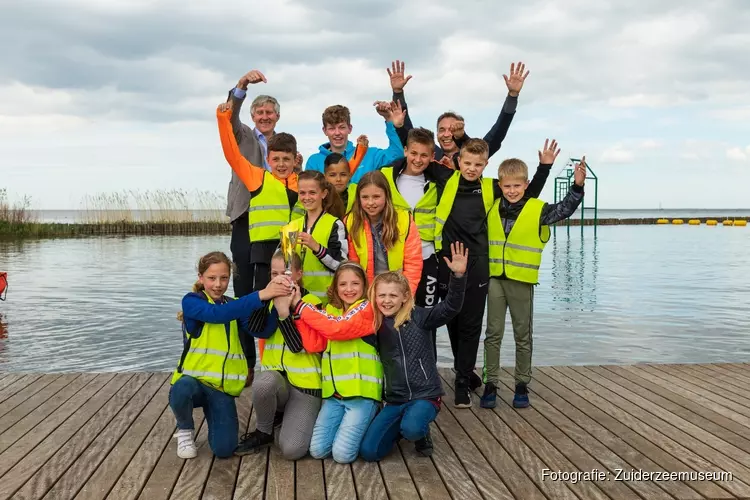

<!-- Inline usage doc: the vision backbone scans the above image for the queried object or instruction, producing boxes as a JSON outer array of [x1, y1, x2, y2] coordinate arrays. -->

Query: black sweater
[[377, 272, 467, 404]]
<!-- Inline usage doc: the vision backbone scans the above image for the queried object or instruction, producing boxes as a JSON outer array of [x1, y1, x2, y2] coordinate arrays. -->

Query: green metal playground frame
[[553, 157, 598, 235]]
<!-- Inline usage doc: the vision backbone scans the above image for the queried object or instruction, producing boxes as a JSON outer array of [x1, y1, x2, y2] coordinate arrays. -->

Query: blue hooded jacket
[[304, 120, 405, 183]]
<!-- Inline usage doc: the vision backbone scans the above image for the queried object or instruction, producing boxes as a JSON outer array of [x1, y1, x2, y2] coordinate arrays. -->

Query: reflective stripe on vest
[[487, 198, 550, 284], [248, 171, 292, 242], [260, 293, 324, 390], [344, 183, 357, 215], [382, 166, 437, 242], [434, 172, 494, 252], [345, 207, 410, 274], [321, 302, 383, 400], [171, 292, 248, 397]]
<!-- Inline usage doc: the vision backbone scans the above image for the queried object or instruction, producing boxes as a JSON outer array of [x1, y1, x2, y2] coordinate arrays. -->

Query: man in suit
[[224, 69, 301, 382]]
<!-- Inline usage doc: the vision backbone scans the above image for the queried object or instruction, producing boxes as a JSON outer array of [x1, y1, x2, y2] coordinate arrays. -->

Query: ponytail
[[177, 251, 231, 322], [299, 170, 345, 220]]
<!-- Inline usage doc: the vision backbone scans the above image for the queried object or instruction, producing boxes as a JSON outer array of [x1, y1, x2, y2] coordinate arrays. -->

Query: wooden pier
[[0, 363, 749, 499]]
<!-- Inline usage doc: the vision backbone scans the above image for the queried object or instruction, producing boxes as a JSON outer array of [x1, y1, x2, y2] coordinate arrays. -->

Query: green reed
[[1, 188, 231, 238]]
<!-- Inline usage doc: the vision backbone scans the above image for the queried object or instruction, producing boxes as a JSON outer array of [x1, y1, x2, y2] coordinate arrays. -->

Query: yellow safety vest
[[261, 292, 323, 389], [285, 213, 339, 304], [321, 301, 383, 400], [248, 171, 299, 241], [345, 208, 410, 274], [487, 198, 550, 284], [382, 166, 438, 242], [171, 292, 248, 397], [434, 171, 494, 252], [344, 183, 357, 215]]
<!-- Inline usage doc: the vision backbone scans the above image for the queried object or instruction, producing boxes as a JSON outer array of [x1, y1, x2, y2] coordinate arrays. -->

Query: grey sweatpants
[[252, 370, 321, 460], [482, 278, 534, 386]]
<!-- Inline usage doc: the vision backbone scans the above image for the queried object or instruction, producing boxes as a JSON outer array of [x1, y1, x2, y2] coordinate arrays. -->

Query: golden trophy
[[279, 223, 299, 275]]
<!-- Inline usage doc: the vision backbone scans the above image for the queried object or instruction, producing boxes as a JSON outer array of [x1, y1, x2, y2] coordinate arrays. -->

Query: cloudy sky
[[1, 0, 749, 211]]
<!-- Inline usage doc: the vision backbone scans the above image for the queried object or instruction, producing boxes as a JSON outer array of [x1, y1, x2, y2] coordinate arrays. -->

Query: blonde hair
[[271, 249, 303, 288], [327, 261, 368, 310], [497, 158, 528, 181], [177, 251, 232, 321], [460, 138, 489, 159], [349, 171, 400, 249], [369, 272, 414, 332]]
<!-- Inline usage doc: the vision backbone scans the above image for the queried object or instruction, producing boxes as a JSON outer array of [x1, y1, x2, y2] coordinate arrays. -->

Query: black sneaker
[[513, 382, 530, 408], [415, 430, 433, 457], [273, 411, 284, 428], [480, 382, 497, 409], [468, 371, 483, 391], [454, 383, 472, 408], [234, 429, 273, 455]]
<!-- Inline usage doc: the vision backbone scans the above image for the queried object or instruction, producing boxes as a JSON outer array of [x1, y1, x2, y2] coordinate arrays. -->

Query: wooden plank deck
[[0, 364, 748, 500]]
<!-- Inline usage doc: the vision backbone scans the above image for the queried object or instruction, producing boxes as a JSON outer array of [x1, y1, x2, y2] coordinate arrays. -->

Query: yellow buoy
[[707, 219, 718, 225], [688, 219, 700, 225], [734, 219, 747, 227], [656, 218, 669, 224], [672, 219, 684, 224], [723, 220, 734, 226]]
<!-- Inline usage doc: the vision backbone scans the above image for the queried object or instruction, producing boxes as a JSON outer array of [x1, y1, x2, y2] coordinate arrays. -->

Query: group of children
[[167, 60, 587, 462]]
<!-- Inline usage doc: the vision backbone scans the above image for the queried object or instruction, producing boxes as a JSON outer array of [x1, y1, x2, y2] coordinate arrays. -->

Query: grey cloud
[[1, 0, 749, 123]]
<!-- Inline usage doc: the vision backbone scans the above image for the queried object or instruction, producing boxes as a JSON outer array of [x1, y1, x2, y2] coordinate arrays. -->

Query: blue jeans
[[309, 397, 378, 463], [169, 375, 239, 458], [360, 399, 438, 462]]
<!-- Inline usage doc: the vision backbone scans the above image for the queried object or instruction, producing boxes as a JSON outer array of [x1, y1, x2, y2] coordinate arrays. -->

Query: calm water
[[0, 224, 749, 373]]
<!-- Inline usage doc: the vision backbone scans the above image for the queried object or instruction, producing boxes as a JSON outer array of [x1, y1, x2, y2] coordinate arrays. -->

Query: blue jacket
[[304, 121, 405, 183], [181, 291, 277, 341]]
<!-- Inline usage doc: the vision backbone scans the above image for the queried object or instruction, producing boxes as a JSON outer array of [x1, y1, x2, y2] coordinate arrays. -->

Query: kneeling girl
[[170, 251, 292, 459], [290, 262, 382, 463]]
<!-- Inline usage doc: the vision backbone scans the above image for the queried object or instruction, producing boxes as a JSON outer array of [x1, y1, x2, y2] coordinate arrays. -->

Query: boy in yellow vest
[[217, 100, 300, 294], [481, 149, 586, 409], [427, 138, 553, 408]]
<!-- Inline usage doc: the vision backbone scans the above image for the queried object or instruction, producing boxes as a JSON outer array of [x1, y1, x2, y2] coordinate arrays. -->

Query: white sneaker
[[174, 429, 197, 459]]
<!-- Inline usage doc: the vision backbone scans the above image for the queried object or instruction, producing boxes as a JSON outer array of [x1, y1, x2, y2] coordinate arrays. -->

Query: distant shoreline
[[2, 215, 748, 239]]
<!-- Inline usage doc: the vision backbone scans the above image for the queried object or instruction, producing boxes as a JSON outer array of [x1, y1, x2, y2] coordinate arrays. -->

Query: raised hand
[[387, 60, 412, 93], [449, 120, 465, 139], [237, 69, 267, 90], [574, 156, 587, 186], [443, 242, 468, 277], [389, 100, 407, 128], [217, 101, 234, 113], [357, 134, 369, 148], [538, 138, 561, 165], [373, 100, 392, 120], [297, 232, 320, 253], [437, 155, 455, 170], [503, 61, 529, 97], [295, 152, 303, 174]]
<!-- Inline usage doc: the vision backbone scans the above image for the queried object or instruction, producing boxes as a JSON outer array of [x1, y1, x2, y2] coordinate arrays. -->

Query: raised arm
[[388, 60, 414, 147], [539, 158, 586, 225], [420, 243, 468, 331], [217, 103, 266, 192], [229, 70, 267, 140]]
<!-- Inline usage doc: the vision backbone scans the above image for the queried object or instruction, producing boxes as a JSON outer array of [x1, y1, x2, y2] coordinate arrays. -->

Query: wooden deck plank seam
[[546, 366, 740, 499]]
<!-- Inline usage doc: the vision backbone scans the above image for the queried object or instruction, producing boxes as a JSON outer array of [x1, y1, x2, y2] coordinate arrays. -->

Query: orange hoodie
[[292, 300, 375, 354], [345, 212, 423, 297], [217, 107, 298, 193]]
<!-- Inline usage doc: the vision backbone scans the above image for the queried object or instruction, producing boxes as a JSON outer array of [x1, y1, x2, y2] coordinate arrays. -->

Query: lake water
[[0, 224, 749, 373]]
